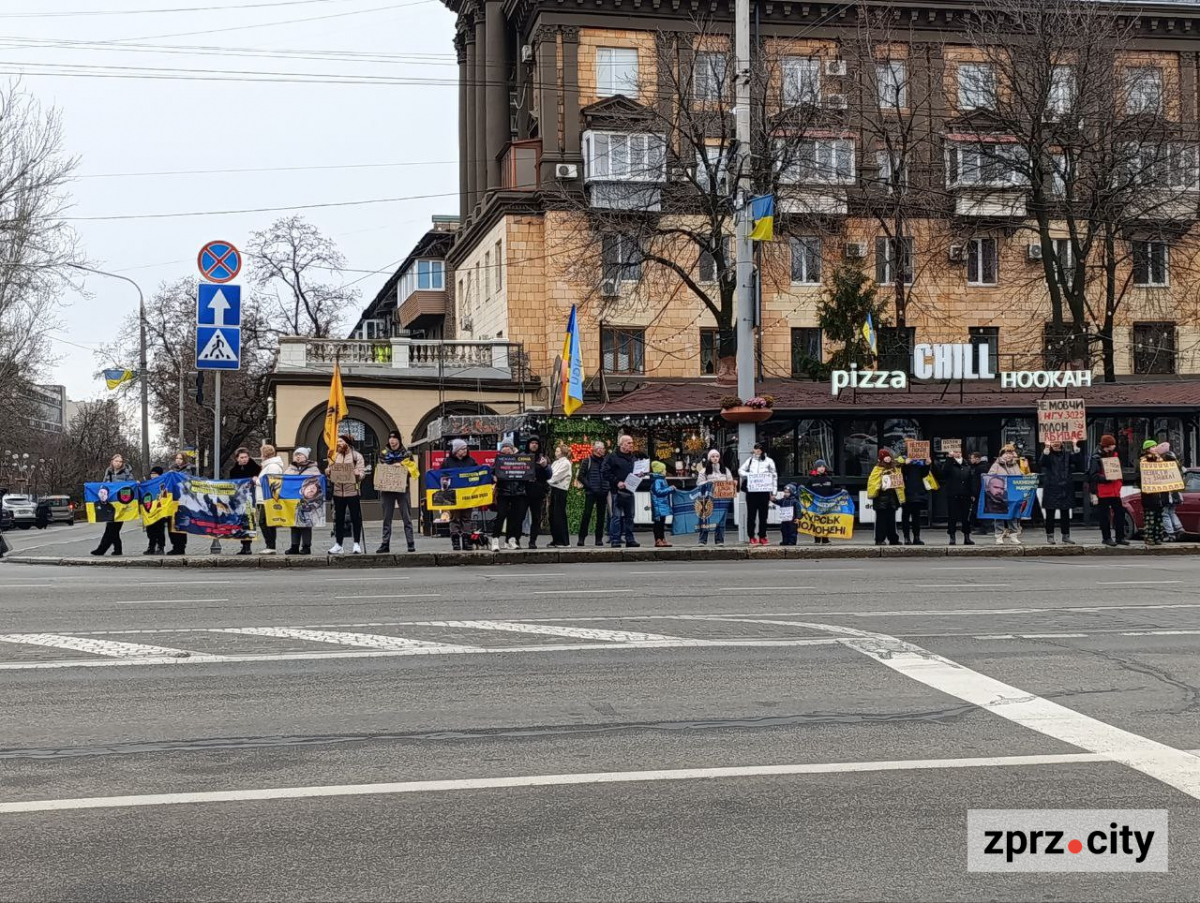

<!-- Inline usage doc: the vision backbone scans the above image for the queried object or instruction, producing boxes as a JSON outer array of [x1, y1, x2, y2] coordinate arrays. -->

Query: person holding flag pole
[[324, 355, 350, 543]]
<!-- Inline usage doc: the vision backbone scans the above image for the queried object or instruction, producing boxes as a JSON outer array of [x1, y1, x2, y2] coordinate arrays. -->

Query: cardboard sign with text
[[1102, 457, 1123, 481], [905, 439, 931, 461], [1037, 398, 1087, 444], [1139, 460, 1185, 494], [373, 464, 410, 493], [939, 438, 962, 458], [710, 480, 737, 500], [745, 472, 777, 493], [328, 463, 357, 486]]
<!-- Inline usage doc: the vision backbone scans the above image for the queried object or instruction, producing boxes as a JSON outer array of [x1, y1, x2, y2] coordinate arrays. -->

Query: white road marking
[[716, 586, 816, 591], [1097, 580, 1182, 586], [0, 634, 199, 658], [113, 598, 231, 605], [913, 583, 1011, 589], [712, 617, 1200, 801], [0, 638, 841, 670], [407, 620, 712, 644], [321, 576, 411, 583], [354, 594, 441, 600], [1019, 633, 1088, 639], [481, 573, 567, 579], [532, 589, 611, 595], [209, 627, 478, 652], [732, 602, 1200, 619], [1121, 629, 1200, 637]]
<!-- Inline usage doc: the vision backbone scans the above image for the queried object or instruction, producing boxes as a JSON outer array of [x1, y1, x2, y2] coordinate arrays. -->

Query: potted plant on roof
[[720, 394, 774, 424]]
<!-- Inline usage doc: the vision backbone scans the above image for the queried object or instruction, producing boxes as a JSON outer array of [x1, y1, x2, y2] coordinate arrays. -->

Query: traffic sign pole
[[210, 370, 222, 556]]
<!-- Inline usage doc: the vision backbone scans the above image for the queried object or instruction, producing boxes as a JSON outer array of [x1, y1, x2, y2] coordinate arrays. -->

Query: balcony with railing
[[276, 336, 528, 381]]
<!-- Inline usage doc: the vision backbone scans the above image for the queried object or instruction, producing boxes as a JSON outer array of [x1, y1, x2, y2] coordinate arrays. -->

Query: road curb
[[3, 542, 1195, 569]]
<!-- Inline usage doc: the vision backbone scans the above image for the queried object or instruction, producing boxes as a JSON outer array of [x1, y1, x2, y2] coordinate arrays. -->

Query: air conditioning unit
[[601, 279, 620, 297], [521, 44, 534, 63], [555, 163, 579, 180], [824, 94, 849, 110], [825, 60, 847, 76], [1027, 243, 1044, 261], [948, 244, 965, 262], [845, 241, 867, 259]]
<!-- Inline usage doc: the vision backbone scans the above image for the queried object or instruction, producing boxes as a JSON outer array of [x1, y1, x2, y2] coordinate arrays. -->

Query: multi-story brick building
[[442, 0, 1200, 484]]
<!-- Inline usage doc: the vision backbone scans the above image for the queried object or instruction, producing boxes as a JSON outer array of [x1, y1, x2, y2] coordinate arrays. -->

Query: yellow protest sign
[[796, 511, 855, 539], [1139, 460, 1185, 494]]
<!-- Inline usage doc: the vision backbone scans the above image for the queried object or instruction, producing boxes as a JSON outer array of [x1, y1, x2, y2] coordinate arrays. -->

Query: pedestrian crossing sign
[[196, 325, 241, 370]]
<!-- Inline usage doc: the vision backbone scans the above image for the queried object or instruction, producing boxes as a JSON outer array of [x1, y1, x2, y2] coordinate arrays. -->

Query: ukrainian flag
[[748, 194, 775, 242], [562, 305, 584, 416], [862, 313, 878, 357], [104, 368, 136, 390]]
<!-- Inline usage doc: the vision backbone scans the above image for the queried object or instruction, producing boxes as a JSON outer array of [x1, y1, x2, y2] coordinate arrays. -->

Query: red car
[[1125, 466, 1200, 536]]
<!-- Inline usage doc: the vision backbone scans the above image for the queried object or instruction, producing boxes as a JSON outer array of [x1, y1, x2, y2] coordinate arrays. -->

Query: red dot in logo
[[1068, 839, 1083, 854]]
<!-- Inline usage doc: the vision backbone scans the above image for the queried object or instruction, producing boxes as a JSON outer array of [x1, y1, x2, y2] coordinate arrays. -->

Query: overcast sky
[[5, 0, 458, 403]]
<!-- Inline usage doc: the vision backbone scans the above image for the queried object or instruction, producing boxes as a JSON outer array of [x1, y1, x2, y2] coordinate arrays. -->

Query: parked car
[[0, 505, 12, 532], [1, 494, 36, 529], [1125, 466, 1200, 537], [36, 495, 76, 526]]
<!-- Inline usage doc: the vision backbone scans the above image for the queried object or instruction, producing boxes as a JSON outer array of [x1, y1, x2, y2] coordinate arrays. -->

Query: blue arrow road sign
[[196, 326, 241, 370], [198, 283, 241, 328]]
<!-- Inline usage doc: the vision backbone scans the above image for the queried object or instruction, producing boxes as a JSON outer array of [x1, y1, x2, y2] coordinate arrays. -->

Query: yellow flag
[[324, 359, 348, 462]]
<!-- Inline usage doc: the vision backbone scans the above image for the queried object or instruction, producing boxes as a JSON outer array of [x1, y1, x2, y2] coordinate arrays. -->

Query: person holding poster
[[1138, 440, 1167, 547], [740, 442, 777, 545], [165, 452, 193, 556], [867, 449, 904, 546], [283, 448, 322, 555], [256, 444, 286, 554], [1039, 440, 1083, 545], [329, 434, 366, 555], [899, 454, 930, 546], [773, 482, 799, 546], [806, 461, 836, 545], [141, 466, 168, 555], [935, 449, 976, 546], [1088, 434, 1128, 547], [440, 439, 479, 551], [89, 453, 136, 557], [602, 435, 640, 548], [649, 461, 674, 547], [523, 436, 552, 550], [695, 449, 735, 546], [987, 445, 1025, 544], [491, 441, 530, 550], [229, 448, 261, 556], [376, 431, 416, 554], [548, 444, 573, 548]]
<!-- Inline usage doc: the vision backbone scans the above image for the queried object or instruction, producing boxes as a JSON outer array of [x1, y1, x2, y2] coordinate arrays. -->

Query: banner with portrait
[[259, 474, 327, 528], [423, 466, 494, 511], [796, 489, 856, 540], [977, 474, 1039, 520], [84, 482, 140, 524], [173, 477, 257, 539], [138, 473, 183, 527]]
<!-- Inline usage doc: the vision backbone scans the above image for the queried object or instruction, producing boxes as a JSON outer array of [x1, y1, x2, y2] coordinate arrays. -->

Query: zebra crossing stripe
[[405, 620, 713, 644], [208, 627, 482, 652], [0, 634, 199, 658]]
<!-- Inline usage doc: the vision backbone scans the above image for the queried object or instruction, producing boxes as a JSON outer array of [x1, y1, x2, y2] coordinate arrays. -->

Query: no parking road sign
[[198, 240, 241, 284]]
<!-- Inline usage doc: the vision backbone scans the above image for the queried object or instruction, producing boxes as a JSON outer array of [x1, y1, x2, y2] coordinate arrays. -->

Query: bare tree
[[247, 216, 358, 338], [29, 398, 140, 494]]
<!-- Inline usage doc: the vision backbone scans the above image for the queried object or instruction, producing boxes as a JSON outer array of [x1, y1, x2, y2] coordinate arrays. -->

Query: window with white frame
[[494, 240, 503, 289], [596, 47, 639, 97], [1122, 142, 1200, 190], [695, 143, 730, 191], [782, 57, 821, 106], [957, 62, 996, 110], [1124, 66, 1163, 115], [1133, 240, 1169, 286], [875, 236, 915, 285], [875, 149, 907, 194], [601, 327, 645, 374], [356, 318, 387, 340], [1047, 65, 1075, 119], [876, 61, 908, 109], [694, 51, 727, 101], [966, 237, 998, 285], [583, 131, 667, 182], [778, 138, 855, 185], [399, 259, 446, 300], [790, 236, 822, 284], [484, 250, 492, 297], [1049, 151, 1069, 196], [1052, 238, 1076, 283], [947, 142, 1025, 188], [969, 326, 1000, 372], [602, 232, 643, 282]]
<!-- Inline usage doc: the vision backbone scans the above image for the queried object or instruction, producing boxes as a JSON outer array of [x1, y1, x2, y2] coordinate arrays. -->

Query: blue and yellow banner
[[977, 474, 1039, 520], [103, 368, 136, 390], [138, 473, 183, 527], [670, 483, 732, 536], [424, 466, 494, 511], [259, 474, 327, 529], [84, 482, 139, 523], [562, 305, 584, 416], [748, 194, 775, 241], [173, 477, 257, 539], [796, 488, 856, 539]]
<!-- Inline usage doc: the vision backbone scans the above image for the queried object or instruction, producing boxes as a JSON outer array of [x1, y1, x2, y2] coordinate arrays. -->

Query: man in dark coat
[[899, 455, 930, 545], [601, 434, 640, 548], [574, 441, 609, 547], [1039, 440, 1083, 544], [936, 451, 977, 546]]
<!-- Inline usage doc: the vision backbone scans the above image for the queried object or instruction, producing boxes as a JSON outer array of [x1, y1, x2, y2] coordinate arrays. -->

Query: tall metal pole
[[178, 352, 186, 455], [210, 370, 222, 555], [734, 0, 756, 542]]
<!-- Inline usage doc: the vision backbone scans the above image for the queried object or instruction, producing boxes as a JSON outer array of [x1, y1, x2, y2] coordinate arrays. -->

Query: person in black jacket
[[601, 434, 640, 548], [142, 465, 167, 555], [228, 447, 261, 555], [491, 441, 529, 550], [806, 460, 836, 545], [440, 439, 479, 550], [936, 451, 977, 546], [1039, 440, 1082, 544], [523, 435, 552, 550], [899, 454, 930, 545], [574, 441, 609, 547]]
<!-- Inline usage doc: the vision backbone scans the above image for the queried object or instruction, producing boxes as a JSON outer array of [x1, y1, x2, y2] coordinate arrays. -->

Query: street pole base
[[209, 538, 222, 555]]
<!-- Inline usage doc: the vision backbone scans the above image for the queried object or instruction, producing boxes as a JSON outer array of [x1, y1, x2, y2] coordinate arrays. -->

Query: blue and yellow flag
[[796, 488, 856, 540], [260, 474, 328, 529], [862, 312, 878, 357], [104, 369, 136, 390], [84, 482, 139, 523], [139, 473, 183, 527], [748, 194, 775, 241], [561, 305, 584, 416], [424, 466, 494, 511]]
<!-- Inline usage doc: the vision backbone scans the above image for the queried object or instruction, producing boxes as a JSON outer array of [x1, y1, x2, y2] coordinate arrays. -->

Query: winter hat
[[1153, 442, 1171, 456], [785, 482, 799, 495], [651, 461, 667, 475], [1142, 439, 1158, 452], [1100, 434, 1116, 447], [877, 448, 893, 462], [450, 439, 468, 454], [294, 446, 312, 458], [707, 448, 721, 460], [388, 430, 403, 443], [814, 459, 828, 470]]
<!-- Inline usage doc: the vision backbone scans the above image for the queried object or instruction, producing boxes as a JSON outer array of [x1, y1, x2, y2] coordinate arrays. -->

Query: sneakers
[[1103, 539, 1117, 547], [259, 548, 276, 555], [1045, 535, 1056, 545], [352, 543, 363, 554], [1009, 535, 1022, 545], [490, 538, 501, 552], [759, 538, 769, 546], [328, 543, 343, 555], [506, 538, 519, 550], [995, 534, 1006, 544]]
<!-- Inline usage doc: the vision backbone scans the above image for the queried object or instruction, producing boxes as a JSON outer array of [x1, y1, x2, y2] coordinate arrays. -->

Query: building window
[[602, 233, 643, 282], [782, 56, 821, 106], [1123, 143, 1199, 190], [876, 60, 907, 109], [494, 240, 503, 290], [778, 138, 855, 185], [969, 326, 1000, 373], [791, 327, 823, 375], [1043, 323, 1088, 369], [790, 236, 822, 284], [875, 149, 907, 194], [356, 318, 388, 340], [1048, 65, 1075, 119], [1132, 240, 1169, 286], [878, 326, 915, 372], [695, 144, 730, 191], [583, 131, 667, 182], [694, 51, 727, 101], [417, 259, 444, 290], [596, 47, 639, 97], [1124, 66, 1163, 115], [947, 143, 1024, 188], [698, 237, 731, 283], [601, 327, 646, 374], [699, 328, 718, 375], [957, 62, 996, 110], [483, 250, 491, 297], [1133, 322, 1176, 374], [966, 237, 998, 286], [875, 236, 914, 285]]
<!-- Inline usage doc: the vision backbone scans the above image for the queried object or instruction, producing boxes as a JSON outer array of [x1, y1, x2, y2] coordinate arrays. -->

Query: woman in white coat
[[256, 443, 286, 554], [741, 442, 777, 545]]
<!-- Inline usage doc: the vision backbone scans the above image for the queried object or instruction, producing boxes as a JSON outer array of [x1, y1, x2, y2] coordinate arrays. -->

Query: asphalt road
[[1, 552, 1199, 901]]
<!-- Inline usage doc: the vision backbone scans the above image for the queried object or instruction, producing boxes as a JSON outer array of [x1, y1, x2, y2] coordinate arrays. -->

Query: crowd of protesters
[[85, 429, 1187, 557]]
